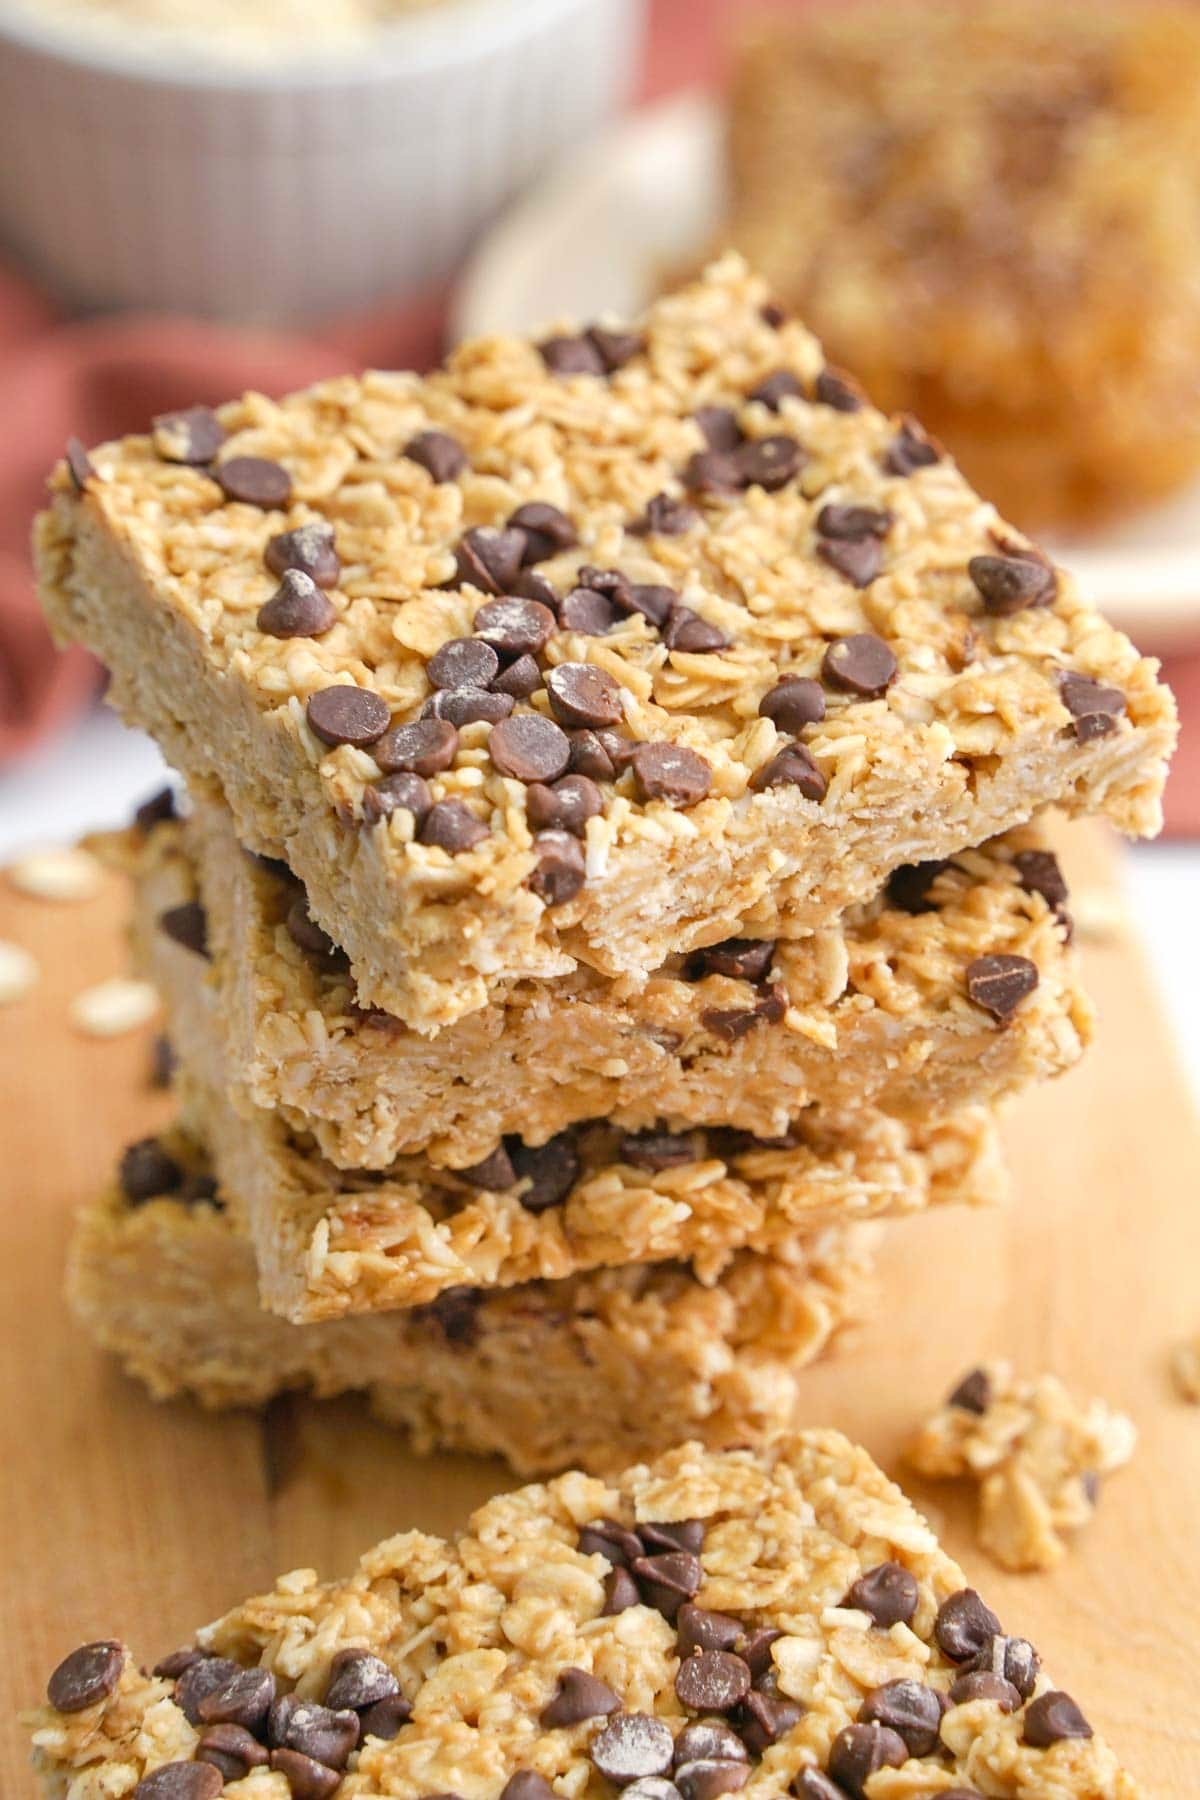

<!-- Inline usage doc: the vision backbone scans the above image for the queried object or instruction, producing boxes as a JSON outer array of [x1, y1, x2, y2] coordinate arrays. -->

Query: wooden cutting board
[[1, 824, 1197, 1793]]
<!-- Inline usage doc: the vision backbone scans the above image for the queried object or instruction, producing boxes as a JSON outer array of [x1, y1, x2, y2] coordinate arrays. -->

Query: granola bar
[[127, 799, 1089, 1170], [69, 1129, 876, 1476], [725, 2, 1200, 528], [38, 256, 1175, 1030], [27, 1433, 1141, 1800]]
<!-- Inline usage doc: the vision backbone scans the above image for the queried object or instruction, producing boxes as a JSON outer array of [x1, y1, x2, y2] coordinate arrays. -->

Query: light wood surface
[[1, 826, 1197, 1792]]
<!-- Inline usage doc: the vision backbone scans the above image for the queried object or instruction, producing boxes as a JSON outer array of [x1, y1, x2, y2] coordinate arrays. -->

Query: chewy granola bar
[[128, 798, 1089, 1171], [38, 256, 1175, 1030], [28, 1433, 1141, 1800], [70, 1130, 876, 1476]]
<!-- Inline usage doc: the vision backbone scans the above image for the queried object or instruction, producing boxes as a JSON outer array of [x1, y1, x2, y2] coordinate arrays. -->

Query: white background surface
[[2, 701, 1197, 1109]]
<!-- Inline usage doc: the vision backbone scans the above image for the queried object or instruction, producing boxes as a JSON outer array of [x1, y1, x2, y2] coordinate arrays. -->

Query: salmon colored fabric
[[0, 0, 1194, 830]]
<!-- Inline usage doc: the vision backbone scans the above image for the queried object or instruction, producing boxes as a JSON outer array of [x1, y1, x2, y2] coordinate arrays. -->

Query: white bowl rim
[[0, 0, 606, 90]]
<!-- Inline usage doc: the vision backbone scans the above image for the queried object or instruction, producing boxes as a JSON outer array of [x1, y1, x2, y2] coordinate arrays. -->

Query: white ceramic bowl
[[0, 0, 642, 323]]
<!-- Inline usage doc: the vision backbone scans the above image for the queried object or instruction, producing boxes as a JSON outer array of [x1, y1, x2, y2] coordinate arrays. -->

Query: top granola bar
[[36, 255, 1176, 1032]]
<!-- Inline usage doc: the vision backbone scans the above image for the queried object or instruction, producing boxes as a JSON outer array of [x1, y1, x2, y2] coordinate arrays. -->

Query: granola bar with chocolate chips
[[26, 1434, 1142, 1800], [69, 1129, 876, 1476], [38, 256, 1175, 1031], [121, 796, 1089, 1170], [907, 1362, 1137, 1573]]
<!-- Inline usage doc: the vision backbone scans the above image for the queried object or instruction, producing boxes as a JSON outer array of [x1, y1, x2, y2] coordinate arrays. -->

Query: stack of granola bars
[[39, 255, 1174, 1477]]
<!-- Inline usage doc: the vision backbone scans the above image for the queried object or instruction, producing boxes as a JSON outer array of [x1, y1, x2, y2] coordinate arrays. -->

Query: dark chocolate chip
[[591, 1713, 675, 1784], [153, 406, 226, 465], [737, 1626, 782, 1682], [286, 895, 339, 959], [673, 1723, 746, 1768], [948, 1670, 1021, 1711], [529, 830, 586, 906], [631, 1550, 703, 1620], [948, 1367, 993, 1413], [493, 654, 543, 698], [359, 1692, 414, 1741], [675, 1651, 751, 1714], [966, 953, 1039, 1021], [560, 587, 624, 635], [966, 1635, 1040, 1699], [132, 1765, 223, 1800], [673, 1762, 748, 1800], [748, 744, 827, 801], [509, 502, 577, 563], [735, 435, 805, 492], [361, 771, 432, 827], [526, 774, 602, 837], [375, 717, 459, 776], [821, 633, 897, 697], [427, 637, 501, 691], [791, 1772, 845, 1800], [455, 527, 530, 596], [579, 1518, 645, 1566], [514, 569, 561, 609], [814, 367, 865, 412], [540, 1666, 620, 1727], [265, 522, 341, 588], [759, 678, 825, 733], [510, 1132, 582, 1212], [843, 1561, 919, 1628], [827, 1722, 908, 1797], [737, 1691, 803, 1754], [405, 430, 468, 483], [1013, 849, 1069, 914], [886, 860, 948, 915], [1059, 672, 1126, 741], [700, 986, 785, 1042], [458, 1145, 517, 1190], [684, 450, 744, 497], [640, 1520, 705, 1553], [568, 729, 617, 780], [750, 370, 803, 411], [490, 713, 572, 782], [588, 327, 644, 373], [882, 417, 941, 476], [1022, 1691, 1093, 1748], [119, 1138, 183, 1203], [688, 938, 775, 982], [540, 335, 607, 377], [196, 1665, 276, 1732], [269, 1747, 341, 1800], [627, 584, 678, 627], [676, 1605, 742, 1657], [632, 743, 711, 806], [149, 1033, 176, 1088], [306, 686, 390, 748], [174, 1657, 245, 1724], [968, 553, 1056, 616], [935, 1589, 1002, 1663], [257, 570, 337, 638], [633, 493, 701, 536], [596, 728, 641, 773], [270, 1696, 359, 1768], [501, 1774, 556, 1800], [215, 456, 291, 509], [423, 687, 514, 727], [816, 503, 891, 540], [817, 536, 883, 588], [618, 1130, 696, 1173], [418, 801, 488, 854], [662, 607, 730, 654], [859, 1680, 943, 1756], [420, 1287, 483, 1346], [324, 1648, 400, 1712], [694, 407, 744, 452], [197, 1722, 270, 1781], [134, 787, 178, 832], [47, 1642, 124, 1712], [153, 1647, 205, 1680], [159, 900, 209, 957], [761, 301, 787, 328], [545, 662, 624, 729], [66, 437, 97, 490], [602, 1566, 642, 1616], [474, 596, 557, 657]]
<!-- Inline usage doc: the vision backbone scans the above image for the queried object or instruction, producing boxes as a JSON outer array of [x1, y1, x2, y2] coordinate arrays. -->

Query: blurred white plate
[[455, 91, 1200, 653]]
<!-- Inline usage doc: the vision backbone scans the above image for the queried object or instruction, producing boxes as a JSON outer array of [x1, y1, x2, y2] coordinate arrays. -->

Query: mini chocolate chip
[[631, 1550, 703, 1620], [215, 456, 291, 509], [159, 900, 209, 957], [689, 938, 775, 982], [526, 774, 602, 837], [761, 301, 786, 327], [737, 1625, 781, 1681], [886, 860, 948, 914], [510, 1131, 581, 1212], [685, 450, 744, 496], [935, 1589, 1002, 1662], [501, 1774, 556, 1800], [860, 1680, 943, 1756], [179, 1171, 219, 1206], [420, 1286, 483, 1346], [257, 570, 337, 638], [632, 743, 711, 806], [474, 595, 557, 657], [455, 526, 529, 595], [175, 1657, 245, 1724], [948, 1367, 993, 1413], [735, 435, 805, 492], [827, 1722, 908, 1797], [424, 687, 515, 727], [817, 536, 883, 588], [545, 662, 624, 729], [418, 801, 488, 854], [306, 686, 390, 748], [822, 633, 897, 697], [324, 1648, 400, 1712], [591, 1713, 675, 1784], [843, 1561, 919, 1628], [135, 786, 178, 831], [458, 1145, 517, 1190], [625, 1782, 682, 1800], [673, 1762, 748, 1800], [759, 677, 825, 733], [529, 830, 586, 906], [579, 1518, 645, 1566], [588, 327, 644, 373], [1013, 849, 1069, 913], [882, 417, 941, 476], [153, 1647, 204, 1679], [269, 1747, 341, 1800], [948, 1670, 1021, 1711], [119, 1138, 183, 1203], [596, 728, 641, 772], [47, 1641, 124, 1712], [405, 430, 467, 483], [270, 1696, 359, 1768], [358, 1692, 414, 1741], [1059, 672, 1126, 741], [673, 1722, 747, 1767], [540, 1666, 620, 1727], [66, 437, 96, 490], [816, 503, 891, 540], [694, 407, 743, 452], [967, 1635, 1040, 1699], [676, 1651, 751, 1714], [494, 654, 543, 698], [737, 1691, 803, 1754], [750, 370, 803, 411], [362, 771, 432, 827], [490, 713, 572, 782], [662, 607, 730, 654], [133, 1765, 223, 1800], [627, 584, 678, 627], [640, 1521, 705, 1553], [561, 587, 624, 635], [152, 406, 226, 465], [577, 565, 635, 607], [700, 987, 784, 1041], [509, 502, 577, 563], [540, 334, 607, 376], [375, 717, 459, 776], [619, 1130, 696, 1173], [792, 1772, 845, 1800], [749, 744, 827, 800], [265, 521, 341, 588], [197, 1665, 276, 1732], [676, 1609, 742, 1660], [633, 493, 700, 536], [603, 1566, 642, 1616], [814, 367, 865, 412], [514, 569, 561, 608], [197, 1722, 270, 1781], [968, 553, 1056, 616], [427, 637, 501, 690], [966, 953, 1039, 1021], [286, 894, 339, 959], [568, 729, 617, 780], [1023, 1691, 1093, 1747]]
